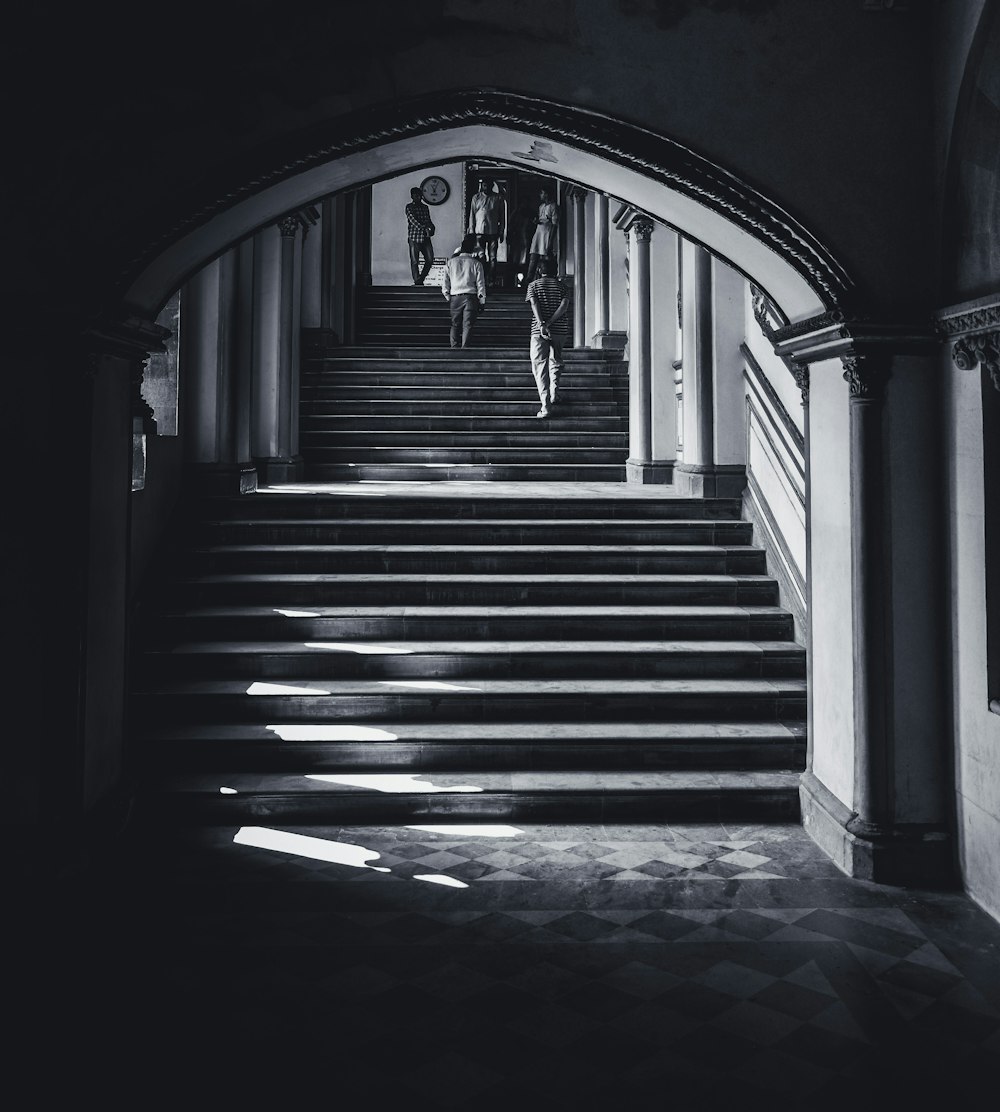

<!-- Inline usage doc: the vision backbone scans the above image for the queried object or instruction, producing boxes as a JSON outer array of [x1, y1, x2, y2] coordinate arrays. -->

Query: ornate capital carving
[[278, 215, 300, 238], [842, 354, 889, 400], [952, 331, 1000, 391], [791, 365, 810, 405], [631, 219, 654, 242]]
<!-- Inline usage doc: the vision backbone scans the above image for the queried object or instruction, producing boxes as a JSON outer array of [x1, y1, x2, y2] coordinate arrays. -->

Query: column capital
[[277, 214, 300, 238], [791, 365, 810, 404], [951, 332, 1000, 391], [631, 219, 654, 242], [842, 352, 890, 400]]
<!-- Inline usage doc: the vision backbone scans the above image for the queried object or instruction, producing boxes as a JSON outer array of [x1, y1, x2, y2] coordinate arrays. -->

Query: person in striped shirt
[[525, 257, 570, 418]]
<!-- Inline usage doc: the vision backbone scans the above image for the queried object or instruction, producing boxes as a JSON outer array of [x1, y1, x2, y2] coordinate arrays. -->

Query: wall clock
[[420, 175, 451, 205]]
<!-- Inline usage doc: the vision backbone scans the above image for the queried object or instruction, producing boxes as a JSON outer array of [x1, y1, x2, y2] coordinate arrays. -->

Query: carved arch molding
[[118, 89, 855, 314]]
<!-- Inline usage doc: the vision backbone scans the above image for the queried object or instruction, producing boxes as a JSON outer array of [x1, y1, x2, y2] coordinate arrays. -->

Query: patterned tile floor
[[19, 821, 1000, 1110]]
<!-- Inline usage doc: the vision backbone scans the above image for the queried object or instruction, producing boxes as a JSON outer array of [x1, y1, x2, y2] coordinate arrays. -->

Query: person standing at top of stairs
[[441, 235, 487, 349], [405, 186, 436, 286], [526, 257, 570, 418], [468, 178, 505, 286]]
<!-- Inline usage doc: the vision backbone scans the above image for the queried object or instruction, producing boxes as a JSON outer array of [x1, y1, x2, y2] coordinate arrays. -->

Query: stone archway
[[120, 90, 850, 326]]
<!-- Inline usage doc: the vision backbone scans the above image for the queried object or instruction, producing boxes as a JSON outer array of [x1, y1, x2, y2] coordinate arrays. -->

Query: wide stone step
[[167, 572, 780, 607], [303, 371, 617, 387], [196, 496, 743, 521], [306, 385, 625, 401], [134, 676, 807, 725], [301, 430, 628, 447], [301, 414, 626, 431], [137, 720, 807, 772], [140, 638, 805, 680], [302, 463, 629, 482], [302, 450, 627, 467], [299, 399, 626, 417], [179, 543, 768, 575], [194, 519, 753, 545], [136, 768, 802, 824], [152, 604, 795, 642], [319, 345, 617, 360]]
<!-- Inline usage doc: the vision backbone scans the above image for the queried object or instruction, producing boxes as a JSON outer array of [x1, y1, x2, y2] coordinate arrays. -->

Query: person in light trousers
[[525, 257, 570, 417]]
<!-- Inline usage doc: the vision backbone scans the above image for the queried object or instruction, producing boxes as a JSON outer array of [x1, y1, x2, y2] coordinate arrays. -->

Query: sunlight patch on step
[[274, 609, 322, 617], [219, 786, 238, 795], [258, 485, 387, 497], [233, 827, 390, 871], [408, 824, 524, 837], [377, 679, 482, 691], [266, 724, 399, 741], [247, 681, 329, 695], [414, 874, 469, 888], [307, 773, 483, 793], [303, 641, 414, 655]]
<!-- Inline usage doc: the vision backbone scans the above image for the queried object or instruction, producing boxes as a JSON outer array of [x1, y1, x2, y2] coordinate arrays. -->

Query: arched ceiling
[[125, 92, 853, 325]]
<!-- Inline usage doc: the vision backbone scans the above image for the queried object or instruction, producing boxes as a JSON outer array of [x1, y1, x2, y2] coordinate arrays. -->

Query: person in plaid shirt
[[405, 187, 436, 285]]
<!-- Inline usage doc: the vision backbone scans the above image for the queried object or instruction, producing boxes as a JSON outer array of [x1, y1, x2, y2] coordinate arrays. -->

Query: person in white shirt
[[468, 178, 506, 285], [441, 234, 487, 349]]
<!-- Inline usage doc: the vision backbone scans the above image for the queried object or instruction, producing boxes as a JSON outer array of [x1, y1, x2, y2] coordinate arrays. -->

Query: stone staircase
[[128, 285, 805, 830], [300, 347, 629, 482], [129, 490, 806, 827], [356, 284, 545, 347]]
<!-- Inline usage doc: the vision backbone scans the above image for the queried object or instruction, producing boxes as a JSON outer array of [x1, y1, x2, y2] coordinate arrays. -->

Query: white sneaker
[[535, 407, 550, 418]]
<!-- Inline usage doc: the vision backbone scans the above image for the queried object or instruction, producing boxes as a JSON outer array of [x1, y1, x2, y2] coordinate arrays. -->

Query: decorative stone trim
[[118, 89, 856, 311], [937, 295, 1000, 392], [278, 214, 301, 237]]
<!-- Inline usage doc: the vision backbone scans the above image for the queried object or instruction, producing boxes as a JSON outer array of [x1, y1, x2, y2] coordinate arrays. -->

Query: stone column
[[594, 192, 609, 336], [842, 354, 892, 842], [674, 241, 714, 496], [591, 194, 626, 352], [180, 247, 257, 494], [625, 219, 666, 484], [252, 215, 304, 485], [571, 188, 587, 348]]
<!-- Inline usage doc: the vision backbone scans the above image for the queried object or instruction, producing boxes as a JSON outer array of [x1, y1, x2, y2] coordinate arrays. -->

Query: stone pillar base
[[591, 330, 628, 351], [626, 458, 673, 485], [673, 463, 746, 498], [255, 455, 304, 485], [800, 771, 955, 888], [185, 462, 258, 495]]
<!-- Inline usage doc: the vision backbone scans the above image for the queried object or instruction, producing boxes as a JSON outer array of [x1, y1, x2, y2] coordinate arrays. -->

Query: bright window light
[[303, 642, 414, 655], [413, 874, 469, 888], [266, 724, 399, 741], [233, 827, 390, 871], [247, 681, 329, 695], [306, 774, 483, 793]]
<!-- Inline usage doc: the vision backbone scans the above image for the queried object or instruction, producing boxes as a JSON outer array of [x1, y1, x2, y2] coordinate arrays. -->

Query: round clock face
[[420, 175, 450, 205]]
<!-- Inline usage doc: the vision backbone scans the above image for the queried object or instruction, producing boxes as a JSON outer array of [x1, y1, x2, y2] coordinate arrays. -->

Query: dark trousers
[[449, 294, 479, 348], [525, 252, 552, 284], [409, 239, 434, 284]]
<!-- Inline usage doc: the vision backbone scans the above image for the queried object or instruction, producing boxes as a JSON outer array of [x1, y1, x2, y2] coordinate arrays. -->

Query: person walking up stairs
[[526, 257, 570, 418]]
